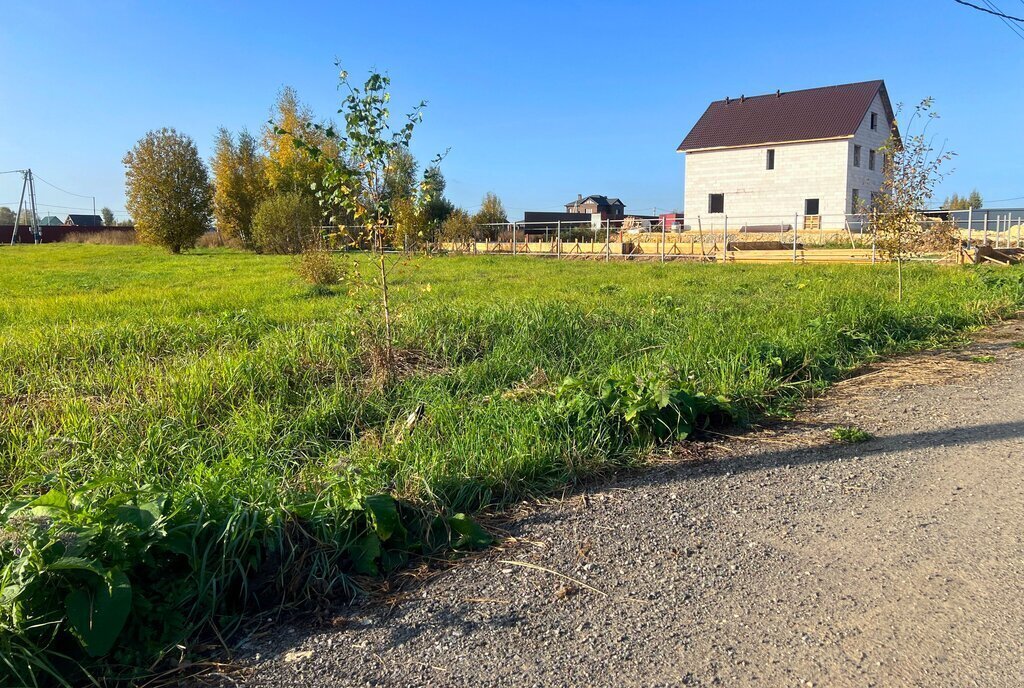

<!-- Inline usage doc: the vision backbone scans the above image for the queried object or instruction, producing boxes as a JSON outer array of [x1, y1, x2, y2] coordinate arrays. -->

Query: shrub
[[439, 208, 474, 242], [251, 192, 320, 254], [296, 243, 340, 288]]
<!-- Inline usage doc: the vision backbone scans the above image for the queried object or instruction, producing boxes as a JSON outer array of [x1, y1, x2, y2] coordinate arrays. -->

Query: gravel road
[[231, 320, 1024, 687]]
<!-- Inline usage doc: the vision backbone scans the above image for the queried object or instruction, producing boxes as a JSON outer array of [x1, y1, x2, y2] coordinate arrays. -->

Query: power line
[[982, 0, 1024, 38], [953, 0, 1024, 22], [30, 173, 96, 199]]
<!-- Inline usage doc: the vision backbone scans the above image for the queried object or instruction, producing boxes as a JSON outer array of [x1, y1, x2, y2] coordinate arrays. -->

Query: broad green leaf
[[65, 569, 132, 657], [49, 557, 106, 578], [364, 494, 404, 542], [448, 513, 492, 549], [349, 533, 381, 576]]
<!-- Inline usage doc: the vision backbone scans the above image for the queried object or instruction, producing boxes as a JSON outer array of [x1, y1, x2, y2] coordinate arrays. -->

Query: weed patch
[[831, 425, 874, 443]]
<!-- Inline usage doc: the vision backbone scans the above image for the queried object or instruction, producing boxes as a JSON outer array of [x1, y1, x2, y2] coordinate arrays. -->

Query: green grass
[[831, 425, 874, 443], [970, 355, 996, 363], [1, 245, 1021, 684]]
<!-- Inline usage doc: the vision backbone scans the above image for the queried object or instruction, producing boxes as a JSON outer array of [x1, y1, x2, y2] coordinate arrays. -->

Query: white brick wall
[[682, 94, 893, 228], [846, 92, 890, 213]]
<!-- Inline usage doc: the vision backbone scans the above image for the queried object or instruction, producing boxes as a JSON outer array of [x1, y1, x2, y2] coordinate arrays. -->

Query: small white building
[[677, 80, 898, 229]]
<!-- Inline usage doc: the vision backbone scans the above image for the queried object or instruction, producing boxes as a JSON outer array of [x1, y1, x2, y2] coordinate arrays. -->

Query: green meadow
[[1, 244, 1021, 684]]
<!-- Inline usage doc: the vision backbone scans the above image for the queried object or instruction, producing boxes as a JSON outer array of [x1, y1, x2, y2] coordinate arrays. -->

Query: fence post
[[967, 207, 973, 247], [870, 212, 876, 264], [511, 223, 516, 256], [722, 215, 728, 263], [793, 213, 798, 263], [1018, 216, 1022, 248], [661, 219, 666, 263], [984, 211, 990, 244], [556, 221, 561, 258], [605, 219, 610, 261]]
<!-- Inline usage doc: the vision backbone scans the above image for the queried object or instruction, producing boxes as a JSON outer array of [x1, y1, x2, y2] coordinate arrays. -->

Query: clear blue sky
[[2, 0, 1022, 221]]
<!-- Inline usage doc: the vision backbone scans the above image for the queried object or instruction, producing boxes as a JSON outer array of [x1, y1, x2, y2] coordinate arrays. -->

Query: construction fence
[[323, 211, 1024, 265]]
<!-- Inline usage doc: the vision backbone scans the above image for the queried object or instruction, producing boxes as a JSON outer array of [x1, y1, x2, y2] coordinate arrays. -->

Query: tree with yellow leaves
[[211, 128, 269, 248]]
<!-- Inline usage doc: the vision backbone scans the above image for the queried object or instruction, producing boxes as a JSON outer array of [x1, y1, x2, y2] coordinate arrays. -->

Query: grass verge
[[1, 245, 1022, 684]]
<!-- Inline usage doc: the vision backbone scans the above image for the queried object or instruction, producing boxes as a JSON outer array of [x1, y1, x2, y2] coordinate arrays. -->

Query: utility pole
[[8, 169, 41, 245]]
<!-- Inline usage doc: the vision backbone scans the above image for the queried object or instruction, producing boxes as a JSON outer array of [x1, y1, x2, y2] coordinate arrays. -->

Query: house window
[[852, 189, 860, 212], [805, 198, 820, 216], [766, 149, 775, 170], [870, 112, 878, 130], [869, 149, 876, 171], [708, 194, 725, 214], [853, 145, 861, 167]]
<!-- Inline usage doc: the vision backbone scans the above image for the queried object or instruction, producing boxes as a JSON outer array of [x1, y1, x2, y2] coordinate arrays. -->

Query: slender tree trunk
[[378, 253, 394, 374]]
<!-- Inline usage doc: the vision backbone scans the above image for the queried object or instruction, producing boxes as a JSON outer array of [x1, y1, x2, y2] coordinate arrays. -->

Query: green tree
[[100, 207, 115, 225], [420, 165, 454, 232], [967, 189, 983, 209], [211, 128, 270, 248], [287, 65, 443, 381], [124, 128, 213, 253], [0, 207, 14, 224], [472, 192, 508, 239], [251, 191, 320, 254]]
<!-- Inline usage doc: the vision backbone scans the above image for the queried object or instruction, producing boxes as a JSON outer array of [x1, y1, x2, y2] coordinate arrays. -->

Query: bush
[[439, 208, 474, 242], [296, 244, 340, 288], [251, 192, 320, 254]]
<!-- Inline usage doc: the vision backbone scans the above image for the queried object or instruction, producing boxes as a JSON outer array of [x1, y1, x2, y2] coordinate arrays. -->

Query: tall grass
[[0, 244, 1021, 684]]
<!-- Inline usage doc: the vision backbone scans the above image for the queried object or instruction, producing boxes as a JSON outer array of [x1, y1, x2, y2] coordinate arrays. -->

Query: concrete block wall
[[683, 139, 849, 229]]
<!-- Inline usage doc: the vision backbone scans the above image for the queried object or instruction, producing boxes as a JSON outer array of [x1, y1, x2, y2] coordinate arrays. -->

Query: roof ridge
[[713, 79, 883, 104]]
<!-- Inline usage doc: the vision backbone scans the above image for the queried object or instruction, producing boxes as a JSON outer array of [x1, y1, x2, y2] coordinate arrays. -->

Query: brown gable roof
[[677, 80, 895, 152]]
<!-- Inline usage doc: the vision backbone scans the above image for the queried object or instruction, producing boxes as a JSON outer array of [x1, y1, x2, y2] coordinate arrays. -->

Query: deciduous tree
[[124, 128, 213, 253], [0, 207, 15, 224], [211, 128, 269, 248], [872, 98, 955, 301], [100, 207, 115, 226]]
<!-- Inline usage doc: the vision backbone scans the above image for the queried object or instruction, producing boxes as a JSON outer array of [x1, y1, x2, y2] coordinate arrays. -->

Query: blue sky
[[1, 0, 1022, 220]]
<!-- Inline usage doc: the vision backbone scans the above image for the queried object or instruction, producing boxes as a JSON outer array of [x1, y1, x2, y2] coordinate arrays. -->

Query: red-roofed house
[[677, 80, 898, 228]]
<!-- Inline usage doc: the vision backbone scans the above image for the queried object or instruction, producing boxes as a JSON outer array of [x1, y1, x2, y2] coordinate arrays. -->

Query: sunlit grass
[[0, 244, 1020, 683]]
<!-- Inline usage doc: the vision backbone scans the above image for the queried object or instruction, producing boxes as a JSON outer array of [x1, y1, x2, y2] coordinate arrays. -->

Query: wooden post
[[556, 221, 561, 258], [605, 219, 610, 262], [512, 223, 516, 256], [722, 215, 728, 263], [984, 211, 990, 244], [793, 213, 799, 263], [661, 219, 666, 263], [967, 207, 973, 247]]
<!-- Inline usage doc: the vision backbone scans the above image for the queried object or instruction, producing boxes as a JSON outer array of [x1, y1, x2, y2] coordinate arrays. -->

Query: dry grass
[[58, 229, 136, 245]]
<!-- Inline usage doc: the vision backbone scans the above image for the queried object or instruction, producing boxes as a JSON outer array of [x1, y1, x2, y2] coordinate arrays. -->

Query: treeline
[[122, 82, 508, 254]]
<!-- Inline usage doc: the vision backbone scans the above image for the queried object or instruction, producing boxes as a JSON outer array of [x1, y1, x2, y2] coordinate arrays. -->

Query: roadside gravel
[[229, 320, 1024, 687]]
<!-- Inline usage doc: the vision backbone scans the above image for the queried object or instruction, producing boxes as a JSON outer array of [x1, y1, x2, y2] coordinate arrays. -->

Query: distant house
[[65, 214, 103, 227], [40, 216, 63, 226], [565, 194, 626, 221], [677, 80, 898, 227]]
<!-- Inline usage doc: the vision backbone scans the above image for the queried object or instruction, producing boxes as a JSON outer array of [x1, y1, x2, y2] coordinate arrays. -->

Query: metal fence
[[319, 211, 1023, 264]]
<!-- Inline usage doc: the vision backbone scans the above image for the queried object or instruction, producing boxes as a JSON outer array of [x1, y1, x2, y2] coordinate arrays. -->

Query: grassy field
[[1, 244, 1022, 684]]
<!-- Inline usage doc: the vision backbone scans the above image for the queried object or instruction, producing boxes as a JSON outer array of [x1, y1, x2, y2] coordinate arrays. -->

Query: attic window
[[708, 194, 725, 214], [766, 149, 775, 170], [870, 112, 878, 130]]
